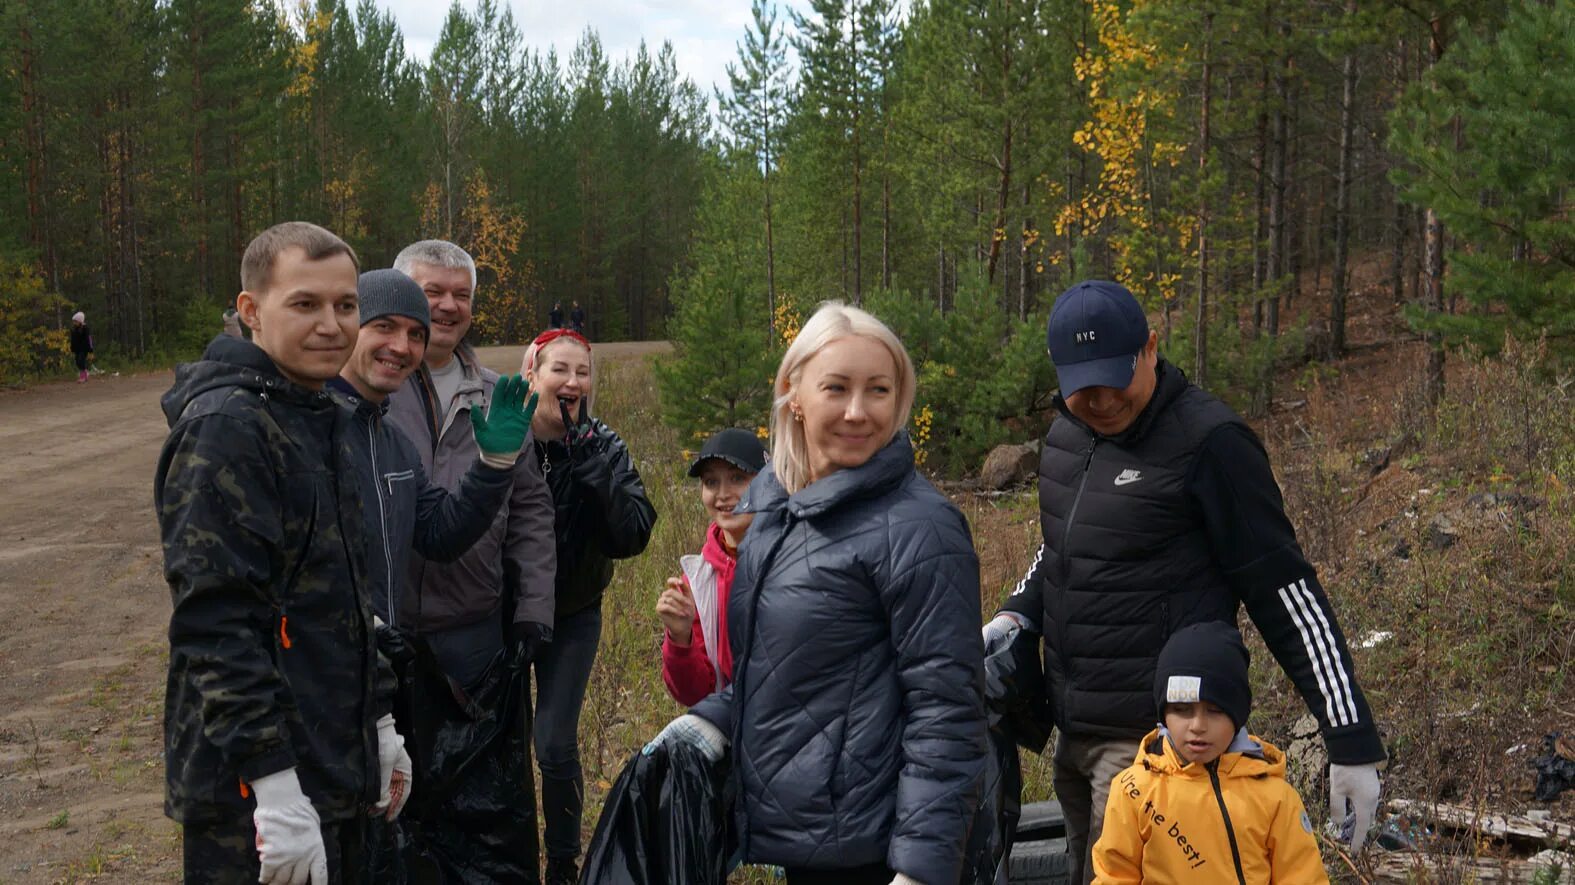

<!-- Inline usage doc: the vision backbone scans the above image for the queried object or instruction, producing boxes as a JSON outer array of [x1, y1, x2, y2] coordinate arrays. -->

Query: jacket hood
[[1052, 358, 1190, 444], [739, 431, 916, 520], [326, 375, 391, 417], [1135, 726, 1287, 781], [161, 335, 305, 427], [702, 521, 738, 574]]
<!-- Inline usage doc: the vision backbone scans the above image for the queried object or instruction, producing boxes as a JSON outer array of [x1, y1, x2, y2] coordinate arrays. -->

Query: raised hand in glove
[[372, 714, 412, 821], [509, 620, 552, 664], [1329, 761, 1382, 852], [251, 768, 329, 884], [643, 713, 728, 763], [472, 374, 539, 469]]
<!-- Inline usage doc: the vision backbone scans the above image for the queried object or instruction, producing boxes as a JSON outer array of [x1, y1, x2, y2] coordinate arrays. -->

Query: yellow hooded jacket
[[1093, 729, 1328, 885]]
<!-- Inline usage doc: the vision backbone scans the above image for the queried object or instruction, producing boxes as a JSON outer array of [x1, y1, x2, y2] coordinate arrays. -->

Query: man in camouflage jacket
[[157, 223, 394, 884]]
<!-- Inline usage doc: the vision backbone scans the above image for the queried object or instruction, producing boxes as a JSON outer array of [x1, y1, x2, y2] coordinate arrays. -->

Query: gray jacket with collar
[[385, 344, 557, 633]]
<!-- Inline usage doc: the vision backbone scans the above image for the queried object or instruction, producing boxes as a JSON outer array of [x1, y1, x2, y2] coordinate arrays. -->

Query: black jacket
[[69, 324, 93, 355], [326, 377, 514, 627], [1001, 360, 1384, 764], [691, 434, 987, 885], [156, 336, 384, 823], [534, 420, 656, 618]]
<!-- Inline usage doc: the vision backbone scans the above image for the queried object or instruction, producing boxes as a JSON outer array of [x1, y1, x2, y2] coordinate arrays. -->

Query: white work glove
[[251, 768, 328, 885], [982, 612, 1029, 704], [372, 714, 413, 821], [982, 612, 1027, 653], [888, 875, 927, 885], [1329, 761, 1382, 851], [642, 713, 728, 763]]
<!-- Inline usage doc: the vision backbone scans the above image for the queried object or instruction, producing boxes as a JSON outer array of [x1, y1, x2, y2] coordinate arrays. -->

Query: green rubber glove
[[472, 374, 538, 468]]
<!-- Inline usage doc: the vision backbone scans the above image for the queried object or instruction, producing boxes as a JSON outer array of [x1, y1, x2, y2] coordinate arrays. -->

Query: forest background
[[2, 0, 1572, 469]]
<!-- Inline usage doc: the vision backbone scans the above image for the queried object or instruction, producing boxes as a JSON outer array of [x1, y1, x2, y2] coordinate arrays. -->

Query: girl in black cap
[[656, 428, 768, 706]]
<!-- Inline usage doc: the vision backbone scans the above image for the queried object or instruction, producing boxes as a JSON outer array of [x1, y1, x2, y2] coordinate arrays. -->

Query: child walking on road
[[656, 427, 767, 706], [1092, 622, 1328, 884]]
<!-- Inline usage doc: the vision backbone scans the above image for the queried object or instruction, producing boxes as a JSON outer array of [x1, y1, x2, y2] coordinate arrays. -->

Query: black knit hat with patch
[[1153, 621, 1252, 731]]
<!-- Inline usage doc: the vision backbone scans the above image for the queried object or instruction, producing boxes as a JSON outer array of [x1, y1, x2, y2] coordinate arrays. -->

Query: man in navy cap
[[982, 280, 1385, 883]]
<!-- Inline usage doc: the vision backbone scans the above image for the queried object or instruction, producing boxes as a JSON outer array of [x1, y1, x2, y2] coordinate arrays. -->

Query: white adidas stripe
[[1011, 544, 1045, 596], [1278, 579, 1357, 727], [1293, 579, 1360, 725]]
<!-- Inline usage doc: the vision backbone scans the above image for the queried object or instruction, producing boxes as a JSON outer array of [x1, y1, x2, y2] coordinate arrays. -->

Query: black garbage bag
[[580, 742, 735, 885], [985, 625, 1054, 755], [962, 725, 1026, 885], [367, 625, 539, 884], [1532, 732, 1575, 801], [975, 632, 1053, 885]]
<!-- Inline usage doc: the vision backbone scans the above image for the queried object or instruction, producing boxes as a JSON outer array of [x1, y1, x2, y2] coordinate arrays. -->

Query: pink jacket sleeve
[[661, 612, 717, 707]]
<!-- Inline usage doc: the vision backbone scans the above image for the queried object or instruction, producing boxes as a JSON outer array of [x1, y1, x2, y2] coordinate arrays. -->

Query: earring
[[794, 412, 802, 422]]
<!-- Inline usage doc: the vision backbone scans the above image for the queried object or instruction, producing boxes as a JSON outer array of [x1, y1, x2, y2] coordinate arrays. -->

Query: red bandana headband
[[528, 328, 591, 369]]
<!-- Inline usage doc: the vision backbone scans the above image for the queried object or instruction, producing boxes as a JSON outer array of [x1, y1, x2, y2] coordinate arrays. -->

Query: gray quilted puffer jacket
[[691, 433, 988, 884]]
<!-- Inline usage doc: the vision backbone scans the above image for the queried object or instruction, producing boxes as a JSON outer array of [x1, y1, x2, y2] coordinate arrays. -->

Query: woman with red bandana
[[521, 328, 657, 885]]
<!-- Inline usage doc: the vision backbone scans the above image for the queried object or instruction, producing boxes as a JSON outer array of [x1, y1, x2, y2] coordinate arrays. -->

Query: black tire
[[1009, 837, 1070, 885], [1014, 799, 1067, 841]]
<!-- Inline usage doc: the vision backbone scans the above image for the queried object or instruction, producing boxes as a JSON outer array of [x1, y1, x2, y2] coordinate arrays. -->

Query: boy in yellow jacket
[[1093, 622, 1330, 884]]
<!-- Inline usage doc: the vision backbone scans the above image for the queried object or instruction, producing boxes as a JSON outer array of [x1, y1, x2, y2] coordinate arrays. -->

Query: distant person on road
[[657, 427, 767, 706], [156, 221, 400, 884], [222, 307, 245, 339], [983, 280, 1385, 884], [1092, 622, 1327, 885], [549, 301, 564, 329], [647, 303, 986, 885], [520, 327, 656, 885], [384, 241, 558, 879], [69, 311, 93, 383], [569, 300, 585, 334]]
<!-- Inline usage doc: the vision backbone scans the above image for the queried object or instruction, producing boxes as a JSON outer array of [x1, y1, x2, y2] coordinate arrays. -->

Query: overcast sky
[[378, 0, 816, 100]]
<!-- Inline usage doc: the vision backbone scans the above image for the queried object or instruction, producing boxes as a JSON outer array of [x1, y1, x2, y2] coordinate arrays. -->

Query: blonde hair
[[770, 302, 917, 494], [522, 333, 596, 413]]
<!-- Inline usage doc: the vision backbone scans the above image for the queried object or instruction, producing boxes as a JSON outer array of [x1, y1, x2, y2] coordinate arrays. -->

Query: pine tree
[[655, 160, 780, 440], [1390, 0, 1575, 363]]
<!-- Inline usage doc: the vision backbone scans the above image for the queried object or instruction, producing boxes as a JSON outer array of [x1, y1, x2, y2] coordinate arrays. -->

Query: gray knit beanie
[[358, 269, 430, 334]]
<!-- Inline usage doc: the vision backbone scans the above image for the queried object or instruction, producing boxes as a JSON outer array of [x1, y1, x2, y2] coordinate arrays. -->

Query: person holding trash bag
[[521, 327, 657, 885], [383, 241, 558, 882], [983, 280, 1385, 885], [646, 302, 989, 885]]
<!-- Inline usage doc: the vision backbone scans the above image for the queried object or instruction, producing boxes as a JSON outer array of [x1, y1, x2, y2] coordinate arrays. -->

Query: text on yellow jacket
[[1092, 728, 1328, 885]]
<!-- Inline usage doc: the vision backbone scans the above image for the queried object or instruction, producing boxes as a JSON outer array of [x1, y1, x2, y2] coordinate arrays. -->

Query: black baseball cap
[[687, 427, 768, 477], [1046, 280, 1150, 396]]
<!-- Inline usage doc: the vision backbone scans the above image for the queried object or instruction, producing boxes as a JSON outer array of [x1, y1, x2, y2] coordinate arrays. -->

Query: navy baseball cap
[[1046, 280, 1150, 396], [688, 428, 768, 477]]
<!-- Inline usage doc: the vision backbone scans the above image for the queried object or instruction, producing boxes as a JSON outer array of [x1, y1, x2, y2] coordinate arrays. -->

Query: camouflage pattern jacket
[[156, 336, 386, 824]]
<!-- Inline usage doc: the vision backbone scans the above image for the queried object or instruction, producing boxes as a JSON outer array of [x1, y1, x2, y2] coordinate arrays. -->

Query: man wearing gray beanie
[[329, 266, 545, 874]]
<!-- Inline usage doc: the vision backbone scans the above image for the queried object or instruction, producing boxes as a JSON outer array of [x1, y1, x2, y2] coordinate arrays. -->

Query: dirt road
[[0, 341, 669, 883]]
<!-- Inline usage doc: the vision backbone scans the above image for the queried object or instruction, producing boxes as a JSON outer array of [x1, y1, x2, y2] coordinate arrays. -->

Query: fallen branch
[[1388, 799, 1575, 848]]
